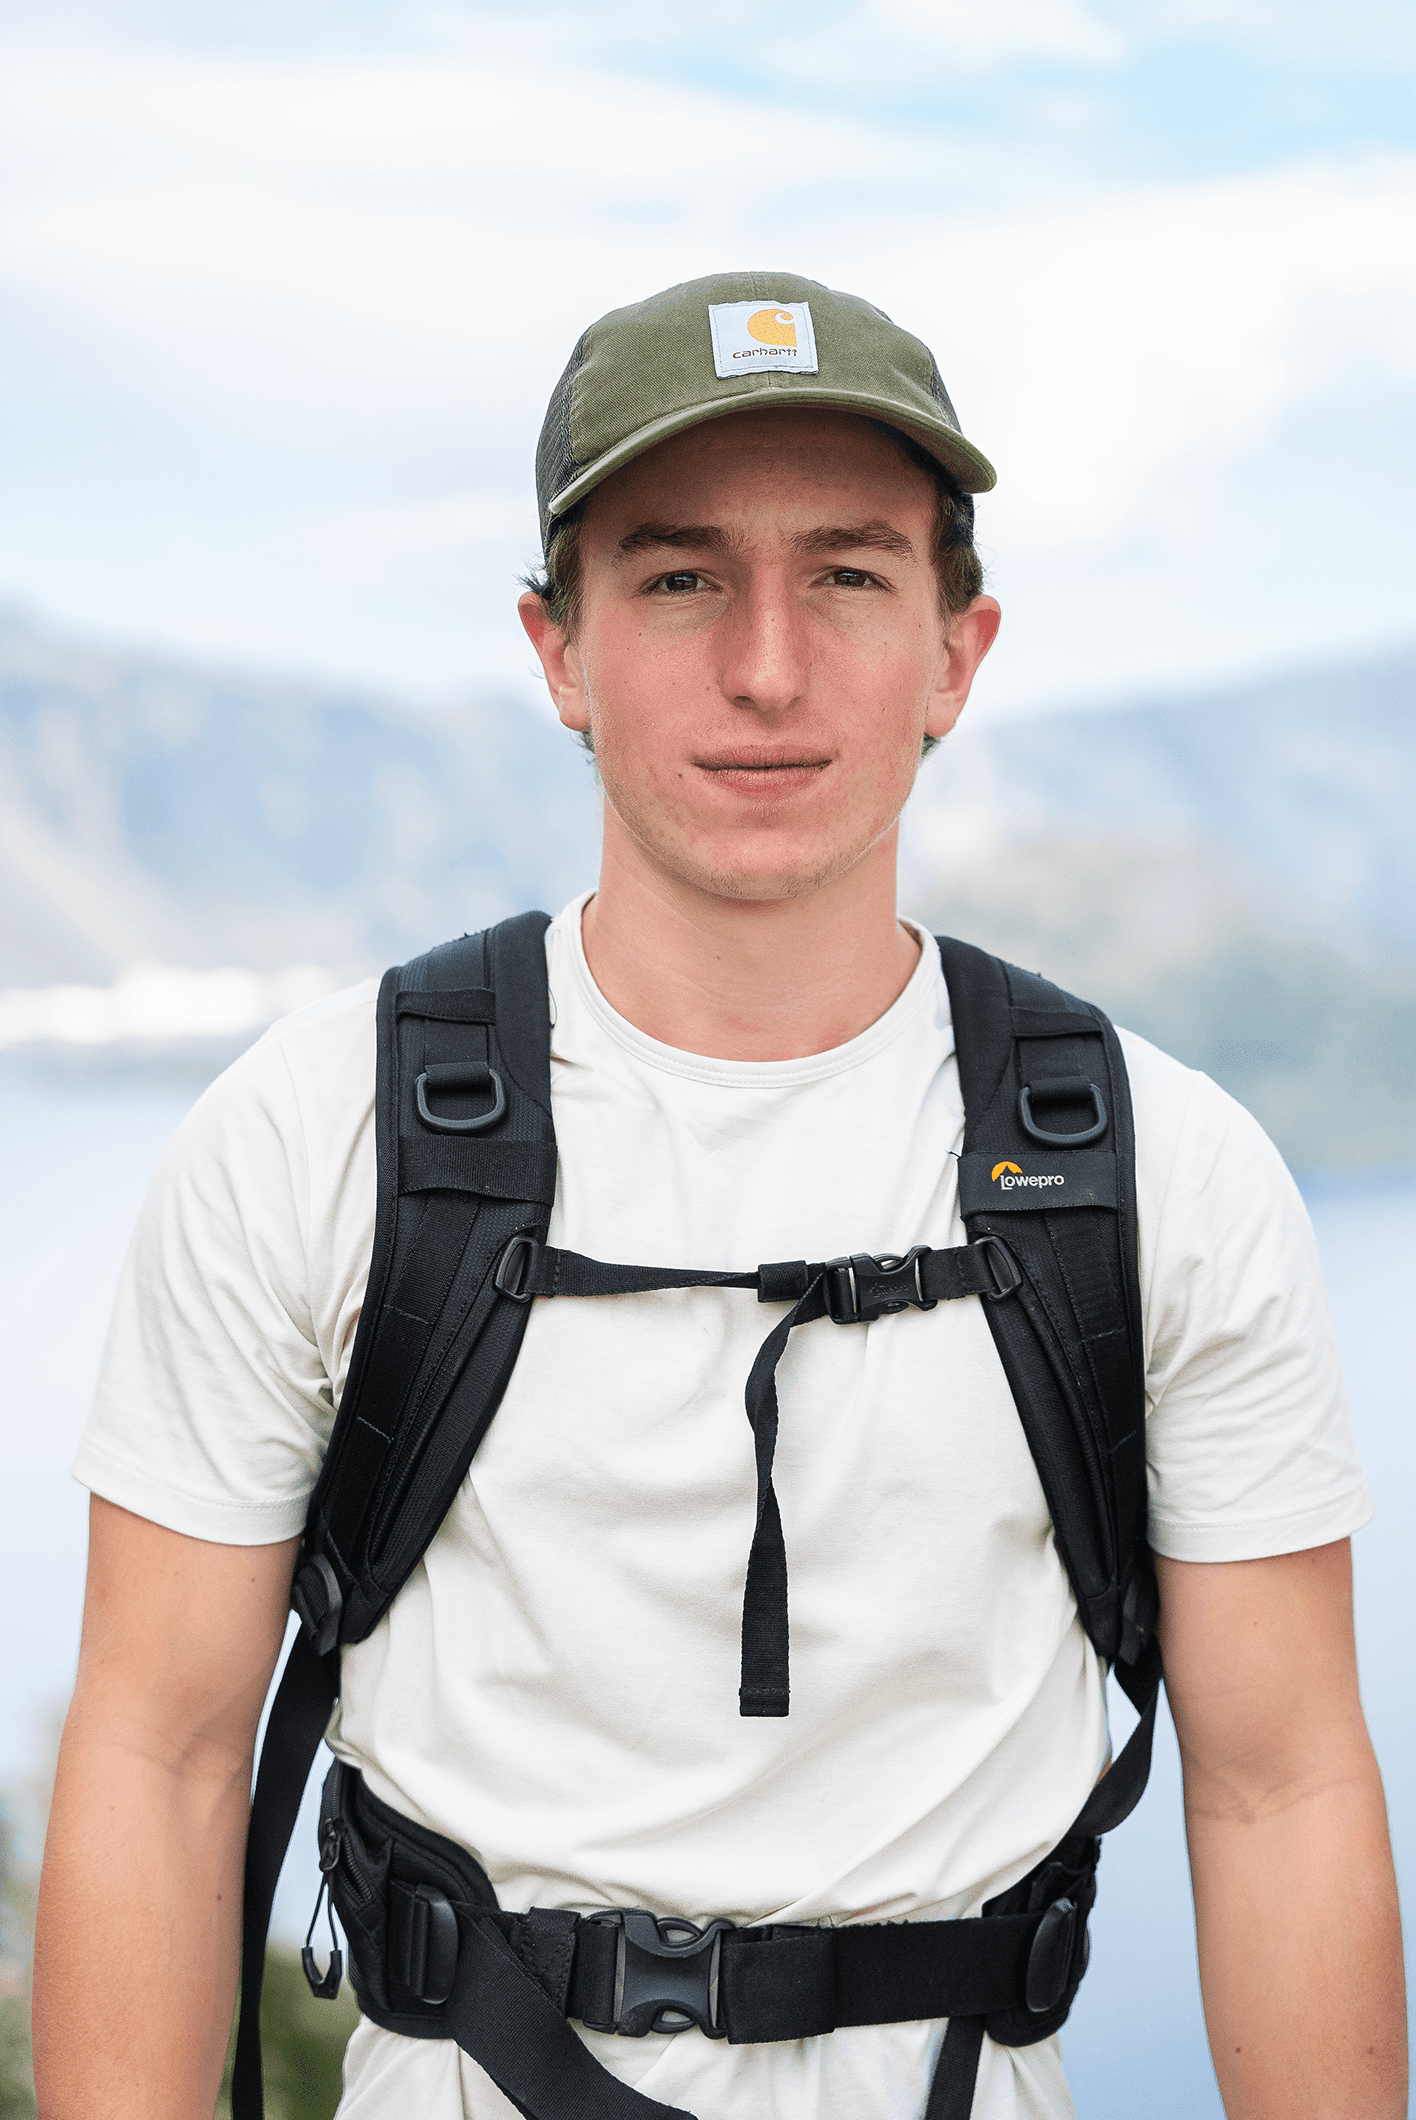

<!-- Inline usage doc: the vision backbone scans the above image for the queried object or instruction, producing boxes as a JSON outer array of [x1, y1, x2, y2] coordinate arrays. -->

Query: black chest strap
[[497, 1235, 1018, 1718]]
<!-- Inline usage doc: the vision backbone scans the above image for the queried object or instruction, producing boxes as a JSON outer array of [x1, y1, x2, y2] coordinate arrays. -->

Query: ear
[[518, 591, 591, 734], [925, 595, 1002, 742]]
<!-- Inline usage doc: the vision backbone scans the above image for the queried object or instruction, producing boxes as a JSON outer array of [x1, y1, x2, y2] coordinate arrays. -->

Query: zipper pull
[[303, 1866, 344, 2001], [319, 1817, 344, 1875]]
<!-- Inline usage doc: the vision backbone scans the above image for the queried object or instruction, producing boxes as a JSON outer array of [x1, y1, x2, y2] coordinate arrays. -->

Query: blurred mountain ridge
[[903, 647, 1416, 1165], [0, 603, 602, 987], [907, 644, 1416, 957], [1, 603, 1412, 1166]]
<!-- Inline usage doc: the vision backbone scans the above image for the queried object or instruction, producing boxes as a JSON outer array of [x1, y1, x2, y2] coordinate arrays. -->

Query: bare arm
[[1158, 1540, 1406, 2119], [33, 1498, 297, 2120]]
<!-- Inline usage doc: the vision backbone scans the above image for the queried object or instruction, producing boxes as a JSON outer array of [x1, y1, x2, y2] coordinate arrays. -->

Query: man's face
[[521, 409, 999, 905]]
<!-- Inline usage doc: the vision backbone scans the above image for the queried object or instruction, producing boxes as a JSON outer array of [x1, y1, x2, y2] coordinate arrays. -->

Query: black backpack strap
[[302, 908, 559, 1646], [936, 935, 1152, 1664], [231, 1633, 340, 2117], [929, 935, 1161, 2119], [234, 912, 558, 2120]]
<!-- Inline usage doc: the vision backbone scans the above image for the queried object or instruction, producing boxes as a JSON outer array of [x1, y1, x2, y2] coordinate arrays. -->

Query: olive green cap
[[534, 268, 995, 556]]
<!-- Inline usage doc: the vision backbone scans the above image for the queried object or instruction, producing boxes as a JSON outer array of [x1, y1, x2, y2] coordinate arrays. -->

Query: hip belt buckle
[[584, 1910, 734, 2038]]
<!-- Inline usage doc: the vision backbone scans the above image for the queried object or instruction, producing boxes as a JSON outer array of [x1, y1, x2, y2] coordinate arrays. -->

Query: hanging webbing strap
[[922, 1629, 1163, 2118], [1073, 1634, 1162, 1838], [435, 1918, 696, 2120], [494, 1236, 1016, 1717], [232, 1632, 340, 2120], [925, 2017, 987, 2120]]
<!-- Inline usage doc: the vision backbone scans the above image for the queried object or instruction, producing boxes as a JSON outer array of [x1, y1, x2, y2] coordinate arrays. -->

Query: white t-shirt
[[77, 899, 1371, 2120]]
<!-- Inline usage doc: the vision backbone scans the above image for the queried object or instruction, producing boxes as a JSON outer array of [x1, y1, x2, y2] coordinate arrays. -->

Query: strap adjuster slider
[[494, 1233, 539, 1302], [975, 1235, 1024, 1301], [291, 1552, 344, 1657]]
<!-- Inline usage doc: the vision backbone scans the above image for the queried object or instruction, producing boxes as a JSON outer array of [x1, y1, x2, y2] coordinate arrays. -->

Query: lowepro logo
[[709, 300, 820, 379], [991, 1160, 1064, 1191]]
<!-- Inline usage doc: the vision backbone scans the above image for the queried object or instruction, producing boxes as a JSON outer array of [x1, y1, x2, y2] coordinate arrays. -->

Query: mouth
[[693, 748, 833, 795]]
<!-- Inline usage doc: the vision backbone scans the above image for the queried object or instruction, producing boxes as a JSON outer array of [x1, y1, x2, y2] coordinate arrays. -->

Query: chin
[[669, 840, 868, 905]]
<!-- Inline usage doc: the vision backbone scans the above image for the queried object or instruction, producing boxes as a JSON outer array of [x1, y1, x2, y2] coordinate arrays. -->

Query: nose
[[717, 566, 809, 717]]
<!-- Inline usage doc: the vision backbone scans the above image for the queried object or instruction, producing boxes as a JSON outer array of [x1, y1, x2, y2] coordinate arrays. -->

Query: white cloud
[[11, 0, 1410, 82], [1090, 0, 1416, 67], [0, 962, 343, 1046], [876, 0, 1122, 65], [885, 156, 1416, 549], [0, 44, 1412, 706]]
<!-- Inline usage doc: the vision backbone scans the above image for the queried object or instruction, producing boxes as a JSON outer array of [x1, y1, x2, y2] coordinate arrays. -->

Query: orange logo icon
[[747, 307, 797, 347], [991, 1161, 1023, 1181]]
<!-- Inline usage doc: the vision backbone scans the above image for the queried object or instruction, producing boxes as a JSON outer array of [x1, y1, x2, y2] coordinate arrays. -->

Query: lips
[[694, 749, 832, 795]]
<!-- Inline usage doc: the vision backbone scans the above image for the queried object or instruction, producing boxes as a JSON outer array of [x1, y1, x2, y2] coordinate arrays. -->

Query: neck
[[579, 817, 921, 1062]]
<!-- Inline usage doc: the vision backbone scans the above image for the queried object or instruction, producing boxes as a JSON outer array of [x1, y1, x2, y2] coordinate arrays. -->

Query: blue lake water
[[2, 1054, 1412, 2115]]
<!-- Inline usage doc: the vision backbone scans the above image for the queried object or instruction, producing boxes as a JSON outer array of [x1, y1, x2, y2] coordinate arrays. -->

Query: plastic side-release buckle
[[823, 1247, 934, 1324], [583, 1910, 734, 2038], [291, 1552, 344, 1658]]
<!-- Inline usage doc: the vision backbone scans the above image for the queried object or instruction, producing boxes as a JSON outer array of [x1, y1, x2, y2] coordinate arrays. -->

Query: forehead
[[578, 409, 937, 541]]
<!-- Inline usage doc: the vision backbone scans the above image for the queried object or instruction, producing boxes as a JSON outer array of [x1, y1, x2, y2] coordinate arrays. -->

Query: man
[[33, 271, 1403, 2119]]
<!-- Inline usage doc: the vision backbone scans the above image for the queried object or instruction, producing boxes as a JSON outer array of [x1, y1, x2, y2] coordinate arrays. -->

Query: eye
[[825, 567, 878, 588], [649, 570, 710, 595]]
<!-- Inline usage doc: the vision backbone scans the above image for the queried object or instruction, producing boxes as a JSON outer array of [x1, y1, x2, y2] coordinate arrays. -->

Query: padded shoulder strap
[[936, 936, 1152, 1666], [234, 912, 558, 2120], [293, 910, 558, 1647]]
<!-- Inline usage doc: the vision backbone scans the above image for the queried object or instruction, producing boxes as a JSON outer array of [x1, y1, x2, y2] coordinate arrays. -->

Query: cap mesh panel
[[536, 332, 589, 554]]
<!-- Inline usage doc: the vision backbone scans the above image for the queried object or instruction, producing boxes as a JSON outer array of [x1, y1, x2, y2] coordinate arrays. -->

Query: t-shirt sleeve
[[1134, 1044, 1373, 1563], [73, 1035, 337, 1545]]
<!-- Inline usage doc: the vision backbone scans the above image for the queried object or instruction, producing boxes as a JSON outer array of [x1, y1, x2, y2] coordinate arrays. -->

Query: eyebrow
[[793, 520, 917, 560], [616, 523, 731, 556], [615, 519, 917, 561]]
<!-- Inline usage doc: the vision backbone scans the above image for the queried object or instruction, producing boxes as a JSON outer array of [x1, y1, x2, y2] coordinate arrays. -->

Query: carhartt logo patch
[[709, 300, 819, 379]]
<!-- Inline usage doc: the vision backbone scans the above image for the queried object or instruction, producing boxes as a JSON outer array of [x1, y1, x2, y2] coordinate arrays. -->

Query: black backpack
[[233, 913, 1160, 2120]]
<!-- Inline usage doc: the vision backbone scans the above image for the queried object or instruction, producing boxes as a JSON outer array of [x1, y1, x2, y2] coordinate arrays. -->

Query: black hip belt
[[314, 1760, 1100, 2120]]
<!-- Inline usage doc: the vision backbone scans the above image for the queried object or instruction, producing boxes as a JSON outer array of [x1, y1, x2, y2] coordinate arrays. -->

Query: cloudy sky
[[2, 0, 1414, 719]]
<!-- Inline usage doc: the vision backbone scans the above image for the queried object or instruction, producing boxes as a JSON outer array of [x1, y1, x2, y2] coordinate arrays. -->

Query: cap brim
[[546, 386, 996, 528]]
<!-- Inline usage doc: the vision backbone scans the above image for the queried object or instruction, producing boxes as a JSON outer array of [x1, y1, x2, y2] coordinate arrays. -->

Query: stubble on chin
[[605, 783, 903, 908]]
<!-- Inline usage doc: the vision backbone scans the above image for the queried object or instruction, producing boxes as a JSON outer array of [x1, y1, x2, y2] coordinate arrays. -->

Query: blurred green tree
[[217, 1950, 360, 2120], [0, 1802, 35, 2120]]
